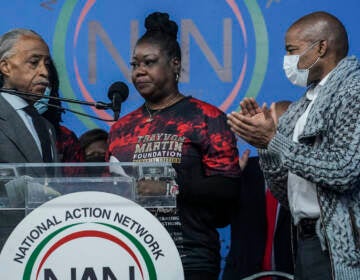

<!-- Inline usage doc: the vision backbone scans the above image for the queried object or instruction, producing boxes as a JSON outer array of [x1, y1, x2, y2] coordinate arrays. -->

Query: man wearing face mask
[[0, 29, 58, 166], [227, 11, 360, 280]]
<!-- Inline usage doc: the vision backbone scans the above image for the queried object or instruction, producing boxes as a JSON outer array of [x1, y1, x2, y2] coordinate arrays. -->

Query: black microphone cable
[[0, 88, 111, 108], [1, 88, 117, 122], [34, 100, 116, 122]]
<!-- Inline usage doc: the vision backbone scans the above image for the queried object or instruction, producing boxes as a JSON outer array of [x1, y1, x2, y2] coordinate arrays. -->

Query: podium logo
[[44, 267, 135, 280], [0, 192, 184, 280], [52, 0, 268, 129]]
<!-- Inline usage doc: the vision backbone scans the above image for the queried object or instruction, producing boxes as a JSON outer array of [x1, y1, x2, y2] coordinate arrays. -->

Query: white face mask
[[283, 41, 320, 87]]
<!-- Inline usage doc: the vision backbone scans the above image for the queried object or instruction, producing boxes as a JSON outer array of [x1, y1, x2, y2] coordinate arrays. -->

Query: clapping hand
[[227, 98, 277, 148]]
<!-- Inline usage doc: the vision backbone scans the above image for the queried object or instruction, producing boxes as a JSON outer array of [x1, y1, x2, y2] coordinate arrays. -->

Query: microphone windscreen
[[107, 81, 129, 102]]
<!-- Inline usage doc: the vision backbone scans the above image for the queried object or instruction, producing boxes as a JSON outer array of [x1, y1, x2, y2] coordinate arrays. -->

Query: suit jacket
[[0, 94, 59, 249], [0, 94, 58, 165], [222, 157, 294, 279]]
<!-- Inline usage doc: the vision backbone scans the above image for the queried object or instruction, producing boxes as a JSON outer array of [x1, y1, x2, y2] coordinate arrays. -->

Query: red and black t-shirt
[[56, 126, 84, 162], [109, 96, 239, 175], [56, 125, 85, 176], [108, 96, 241, 273]]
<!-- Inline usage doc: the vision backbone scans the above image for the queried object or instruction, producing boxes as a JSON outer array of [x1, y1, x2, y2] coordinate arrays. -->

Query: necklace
[[144, 104, 160, 123], [144, 93, 183, 123]]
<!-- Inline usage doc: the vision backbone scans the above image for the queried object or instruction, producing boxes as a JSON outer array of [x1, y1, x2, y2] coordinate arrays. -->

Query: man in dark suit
[[0, 28, 57, 165], [0, 28, 58, 249]]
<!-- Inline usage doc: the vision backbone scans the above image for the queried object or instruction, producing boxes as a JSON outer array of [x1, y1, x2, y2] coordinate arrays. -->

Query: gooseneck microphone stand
[[0, 88, 116, 122]]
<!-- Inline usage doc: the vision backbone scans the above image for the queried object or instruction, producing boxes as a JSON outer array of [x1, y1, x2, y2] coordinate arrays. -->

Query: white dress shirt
[[287, 73, 331, 225]]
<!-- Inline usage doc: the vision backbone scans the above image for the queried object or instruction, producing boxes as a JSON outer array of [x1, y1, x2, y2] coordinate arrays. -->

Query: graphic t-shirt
[[108, 96, 241, 273]]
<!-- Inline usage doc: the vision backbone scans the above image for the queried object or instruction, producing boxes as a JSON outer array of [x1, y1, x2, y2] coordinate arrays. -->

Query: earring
[[175, 73, 180, 82]]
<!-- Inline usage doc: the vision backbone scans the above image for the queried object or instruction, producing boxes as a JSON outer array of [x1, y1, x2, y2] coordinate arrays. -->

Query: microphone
[[107, 81, 129, 121]]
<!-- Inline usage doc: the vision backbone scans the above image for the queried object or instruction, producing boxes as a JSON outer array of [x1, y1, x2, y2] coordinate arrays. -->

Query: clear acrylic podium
[[0, 162, 179, 251], [0, 162, 185, 279]]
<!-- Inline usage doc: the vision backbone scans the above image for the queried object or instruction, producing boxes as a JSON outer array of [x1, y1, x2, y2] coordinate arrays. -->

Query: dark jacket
[[0, 94, 59, 249], [222, 157, 293, 279]]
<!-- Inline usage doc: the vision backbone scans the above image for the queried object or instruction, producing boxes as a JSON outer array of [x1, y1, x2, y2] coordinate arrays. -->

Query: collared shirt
[[287, 73, 331, 225], [1, 92, 43, 155]]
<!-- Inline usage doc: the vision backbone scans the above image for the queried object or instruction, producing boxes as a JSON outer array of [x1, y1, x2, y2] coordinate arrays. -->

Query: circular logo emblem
[[0, 192, 183, 279], [53, 0, 268, 129]]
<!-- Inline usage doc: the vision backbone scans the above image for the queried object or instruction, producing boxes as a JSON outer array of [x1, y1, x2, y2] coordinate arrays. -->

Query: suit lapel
[[0, 96, 43, 162]]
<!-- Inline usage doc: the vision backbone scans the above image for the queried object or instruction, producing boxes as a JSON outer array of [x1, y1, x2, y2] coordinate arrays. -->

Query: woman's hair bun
[[145, 12, 178, 39]]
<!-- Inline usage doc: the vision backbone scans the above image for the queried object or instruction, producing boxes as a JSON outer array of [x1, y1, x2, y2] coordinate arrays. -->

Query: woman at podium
[[108, 11, 241, 280]]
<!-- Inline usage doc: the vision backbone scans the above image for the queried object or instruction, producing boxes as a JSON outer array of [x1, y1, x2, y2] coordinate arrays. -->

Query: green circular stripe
[[23, 222, 157, 280], [23, 223, 81, 280], [242, 0, 269, 104], [53, 1, 268, 117], [52, 0, 97, 129], [98, 222, 157, 280]]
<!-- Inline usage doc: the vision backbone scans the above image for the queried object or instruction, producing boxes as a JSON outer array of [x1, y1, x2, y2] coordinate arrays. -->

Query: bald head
[[288, 11, 348, 61]]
